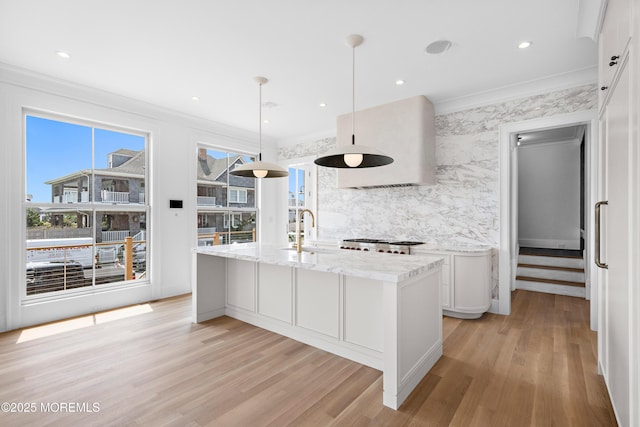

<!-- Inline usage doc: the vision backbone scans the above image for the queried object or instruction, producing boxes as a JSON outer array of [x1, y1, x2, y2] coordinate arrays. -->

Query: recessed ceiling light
[[56, 51, 71, 59], [319, 102, 327, 107], [425, 40, 452, 55], [263, 119, 270, 124], [191, 96, 200, 101], [518, 41, 532, 49], [395, 79, 405, 86]]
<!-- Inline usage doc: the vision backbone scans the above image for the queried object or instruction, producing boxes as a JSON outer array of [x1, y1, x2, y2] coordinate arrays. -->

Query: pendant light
[[314, 34, 393, 169], [230, 77, 289, 178]]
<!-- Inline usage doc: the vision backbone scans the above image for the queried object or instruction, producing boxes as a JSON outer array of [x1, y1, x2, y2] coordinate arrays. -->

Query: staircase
[[515, 247, 586, 298]]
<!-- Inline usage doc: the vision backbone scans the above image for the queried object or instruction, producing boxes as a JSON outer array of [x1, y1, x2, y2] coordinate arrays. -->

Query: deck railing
[[197, 196, 217, 206], [197, 229, 256, 245], [25, 237, 146, 295], [102, 230, 130, 242], [101, 190, 129, 203]]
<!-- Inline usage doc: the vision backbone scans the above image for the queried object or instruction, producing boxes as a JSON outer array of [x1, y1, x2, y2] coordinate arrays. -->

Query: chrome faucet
[[297, 209, 315, 253]]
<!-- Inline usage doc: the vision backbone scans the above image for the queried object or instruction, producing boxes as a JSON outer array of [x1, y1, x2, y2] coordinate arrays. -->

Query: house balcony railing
[[102, 230, 130, 242], [138, 193, 145, 204], [54, 191, 90, 203], [197, 196, 216, 206], [101, 190, 129, 203]]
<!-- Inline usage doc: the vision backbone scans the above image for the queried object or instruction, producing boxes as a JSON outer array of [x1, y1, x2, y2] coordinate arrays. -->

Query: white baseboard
[[489, 298, 500, 314], [384, 340, 442, 410]]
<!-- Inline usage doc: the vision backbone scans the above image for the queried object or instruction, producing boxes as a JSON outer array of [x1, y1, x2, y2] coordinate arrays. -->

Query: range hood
[[336, 95, 436, 189]]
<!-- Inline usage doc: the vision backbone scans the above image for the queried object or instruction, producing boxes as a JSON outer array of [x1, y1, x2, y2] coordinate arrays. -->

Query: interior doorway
[[498, 110, 599, 330], [514, 125, 587, 298]]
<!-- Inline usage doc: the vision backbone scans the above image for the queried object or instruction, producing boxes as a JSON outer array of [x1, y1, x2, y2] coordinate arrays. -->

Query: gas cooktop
[[340, 239, 425, 254]]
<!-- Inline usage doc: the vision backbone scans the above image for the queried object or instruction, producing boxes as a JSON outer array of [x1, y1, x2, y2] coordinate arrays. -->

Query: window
[[25, 114, 149, 298], [229, 188, 247, 204], [287, 164, 313, 243], [196, 146, 257, 246]]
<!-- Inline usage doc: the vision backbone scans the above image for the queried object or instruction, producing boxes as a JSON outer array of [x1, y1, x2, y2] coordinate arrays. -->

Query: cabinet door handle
[[595, 201, 608, 269], [610, 55, 620, 61], [609, 60, 618, 66], [601, 86, 608, 91]]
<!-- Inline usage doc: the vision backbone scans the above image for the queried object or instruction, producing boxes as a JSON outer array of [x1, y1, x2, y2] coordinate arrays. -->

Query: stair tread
[[515, 275, 585, 287], [517, 263, 584, 273]]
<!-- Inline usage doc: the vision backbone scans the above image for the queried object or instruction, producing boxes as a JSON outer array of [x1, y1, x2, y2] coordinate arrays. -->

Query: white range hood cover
[[336, 95, 436, 189]]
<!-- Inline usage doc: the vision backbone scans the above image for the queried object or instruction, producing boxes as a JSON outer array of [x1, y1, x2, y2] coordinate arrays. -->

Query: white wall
[[280, 85, 598, 303], [0, 65, 280, 331], [517, 141, 582, 249]]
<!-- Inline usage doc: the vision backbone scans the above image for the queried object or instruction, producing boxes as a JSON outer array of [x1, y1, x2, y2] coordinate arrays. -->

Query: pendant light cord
[[351, 42, 356, 146], [258, 81, 263, 161]]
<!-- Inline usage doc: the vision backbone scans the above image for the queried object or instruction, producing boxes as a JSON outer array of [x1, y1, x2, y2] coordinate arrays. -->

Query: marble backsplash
[[279, 84, 597, 299]]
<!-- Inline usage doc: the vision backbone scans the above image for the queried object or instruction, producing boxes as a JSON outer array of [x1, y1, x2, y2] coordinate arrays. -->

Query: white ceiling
[[0, 0, 600, 142]]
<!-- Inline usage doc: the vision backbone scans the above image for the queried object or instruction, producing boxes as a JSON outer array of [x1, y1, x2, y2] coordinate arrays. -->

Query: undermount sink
[[281, 246, 335, 254]]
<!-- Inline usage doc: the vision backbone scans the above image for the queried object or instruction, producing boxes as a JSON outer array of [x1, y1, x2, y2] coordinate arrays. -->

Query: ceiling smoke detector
[[425, 40, 452, 55]]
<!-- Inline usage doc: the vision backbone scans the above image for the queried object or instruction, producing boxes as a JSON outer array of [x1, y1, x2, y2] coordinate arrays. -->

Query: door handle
[[595, 201, 608, 269]]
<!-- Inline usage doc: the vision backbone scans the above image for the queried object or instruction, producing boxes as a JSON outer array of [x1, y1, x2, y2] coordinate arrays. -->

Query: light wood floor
[[0, 290, 616, 426]]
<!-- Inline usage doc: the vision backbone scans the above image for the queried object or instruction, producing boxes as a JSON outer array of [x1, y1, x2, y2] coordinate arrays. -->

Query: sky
[[26, 116, 145, 202]]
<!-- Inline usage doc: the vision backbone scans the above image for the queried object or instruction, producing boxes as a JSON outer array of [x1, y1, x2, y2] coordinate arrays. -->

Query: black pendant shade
[[314, 34, 393, 169]]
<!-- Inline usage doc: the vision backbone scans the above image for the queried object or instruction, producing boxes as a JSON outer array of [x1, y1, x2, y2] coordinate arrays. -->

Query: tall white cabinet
[[596, 0, 639, 425]]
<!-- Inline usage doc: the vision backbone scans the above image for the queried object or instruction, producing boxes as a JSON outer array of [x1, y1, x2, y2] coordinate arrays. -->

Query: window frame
[[285, 159, 317, 243], [23, 110, 150, 302], [229, 187, 248, 204], [196, 144, 258, 246]]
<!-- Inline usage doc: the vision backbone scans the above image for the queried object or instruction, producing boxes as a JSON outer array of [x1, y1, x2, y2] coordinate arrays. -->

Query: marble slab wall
[[279, 84, 597, 299]]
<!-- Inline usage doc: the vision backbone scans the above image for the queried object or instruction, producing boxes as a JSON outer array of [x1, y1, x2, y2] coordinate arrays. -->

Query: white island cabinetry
[[193, 244, 444, 410]]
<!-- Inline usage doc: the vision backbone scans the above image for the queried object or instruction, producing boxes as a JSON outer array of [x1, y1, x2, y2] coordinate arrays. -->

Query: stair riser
[[518, 255, 584, 269], [515, 280, 586, 298], [516, 267, 584, 282]]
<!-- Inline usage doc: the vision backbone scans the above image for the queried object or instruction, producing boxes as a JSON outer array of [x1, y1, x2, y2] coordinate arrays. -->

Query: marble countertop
[[195, 243, 444, 283], [411, 244, 493, 255]]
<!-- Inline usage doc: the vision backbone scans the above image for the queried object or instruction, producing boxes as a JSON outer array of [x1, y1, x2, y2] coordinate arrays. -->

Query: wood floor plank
[[0, 290, 617, 426]]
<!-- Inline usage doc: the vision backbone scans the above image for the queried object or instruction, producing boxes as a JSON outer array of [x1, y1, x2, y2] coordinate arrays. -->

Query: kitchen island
[[193, 243, 444, 409]]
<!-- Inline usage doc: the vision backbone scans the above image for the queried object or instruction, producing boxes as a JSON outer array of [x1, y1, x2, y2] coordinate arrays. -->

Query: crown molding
[[433, 67, 598, 116]]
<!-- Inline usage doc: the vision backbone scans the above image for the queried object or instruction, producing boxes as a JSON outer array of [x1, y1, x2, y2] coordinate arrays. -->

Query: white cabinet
[[598, 0, 632, 108], [226, 259, 255, 312], [597, 5, 636, 421], [295, 269, 340, 338], [419, 249, 492, 319], [453, 254, 492, 316], [258, 263, 292, 323]]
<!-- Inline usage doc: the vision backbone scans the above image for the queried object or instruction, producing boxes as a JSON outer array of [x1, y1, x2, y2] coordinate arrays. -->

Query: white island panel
[[344, 276, 384, 352], [258, 263, 292, 323], [295, 269, 340, 339], [227, 259, 255, 312], [193, 253, 226, 322]]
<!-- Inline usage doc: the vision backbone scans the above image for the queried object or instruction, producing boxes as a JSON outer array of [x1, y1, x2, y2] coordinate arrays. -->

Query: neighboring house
[[44, 148, 145, 243], [196, 148, 256, 243]]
